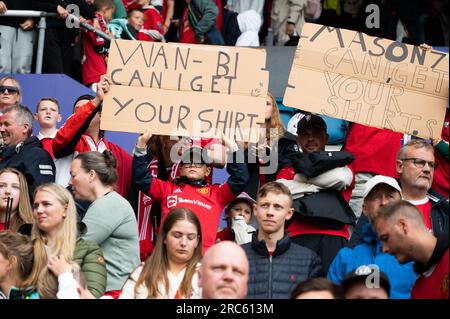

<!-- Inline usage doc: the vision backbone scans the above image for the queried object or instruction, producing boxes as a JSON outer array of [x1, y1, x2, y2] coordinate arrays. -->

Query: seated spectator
[[34, 97, 62, 159], [0, 76, 21, 112], [120, 208, 202, 299], [70, 151, 140, 298], [0, 0, 35, 74], [179, 0, 224, 45], [244, 92, 287, 198], [277, 113, 355, 273], [108, 9, 145, 40], [341, 265, 390, 299], [216, 192, 256, 245], [0, 168, 33, 232], [291, 277, 341, 299], [29, 183, 107, 298], [0, 104, 55, 198], [242, 182, 323, 299], [328, 175, 416, 299], [81, 0, 116, 89], [198, 241, 249, 299], [133, 129, 249, 253], [374, 201, 449, 299], [0, 230, 37, 299], [136, 0, 165, 42], [52, 76, 132, 199], [235, 10, 262, 47]]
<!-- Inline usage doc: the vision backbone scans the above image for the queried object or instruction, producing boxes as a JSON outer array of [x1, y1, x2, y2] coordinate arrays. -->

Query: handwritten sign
[[101, 40, 269, 141], [283, 23, 449, 139]]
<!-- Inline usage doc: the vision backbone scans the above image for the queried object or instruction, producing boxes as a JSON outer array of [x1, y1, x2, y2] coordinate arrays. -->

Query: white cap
[[286, 112, 305, 136], [363, 175, 402, 199]]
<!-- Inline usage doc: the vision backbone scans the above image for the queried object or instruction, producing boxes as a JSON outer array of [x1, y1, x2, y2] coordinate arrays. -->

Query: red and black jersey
[[133, 148, 249, 253]]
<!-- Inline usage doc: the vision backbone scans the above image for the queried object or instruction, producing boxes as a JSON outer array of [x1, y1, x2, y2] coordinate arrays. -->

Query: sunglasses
[[0, 85, 19, 94]]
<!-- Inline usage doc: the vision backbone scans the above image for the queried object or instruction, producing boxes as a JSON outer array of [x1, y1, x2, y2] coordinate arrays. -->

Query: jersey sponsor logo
[[167, 195, 178, 208], [177, 197, 212, 210], [196, 187, 210, 195]]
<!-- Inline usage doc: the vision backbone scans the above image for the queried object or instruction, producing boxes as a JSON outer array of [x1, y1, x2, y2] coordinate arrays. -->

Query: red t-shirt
[[412, 249, 449, 299], [276, 166, 354, 239], [0, 223, 5, 231], [343, 124, 402, 178], [216, 227, 235, 242], [410, 198, 433, 231]]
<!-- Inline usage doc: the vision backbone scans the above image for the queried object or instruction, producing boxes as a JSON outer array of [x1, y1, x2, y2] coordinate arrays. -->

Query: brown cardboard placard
[[101, 40, 269, 141], [101, 85, 265, 142], [283, 23, 449, 139]]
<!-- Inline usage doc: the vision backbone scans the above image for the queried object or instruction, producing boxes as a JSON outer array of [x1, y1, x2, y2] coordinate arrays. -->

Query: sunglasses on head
[[0, 85, 19, 94]]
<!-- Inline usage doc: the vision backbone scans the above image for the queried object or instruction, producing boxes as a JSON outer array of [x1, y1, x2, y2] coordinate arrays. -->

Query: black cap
[[341, 265, 391, 297], [296, 113, 327, 134], [180, 146, 209, 165]]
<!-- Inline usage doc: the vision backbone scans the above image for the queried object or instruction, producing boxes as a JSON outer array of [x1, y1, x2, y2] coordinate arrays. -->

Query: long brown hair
[[0, 168, 33, 232], [135, 208, 202, 298]]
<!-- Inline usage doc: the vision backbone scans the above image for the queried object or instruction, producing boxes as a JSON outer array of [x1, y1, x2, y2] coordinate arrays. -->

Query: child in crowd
[[136, 0, 165, 41], [133, 129, 249, 253], [81, 0, 116, 89], [216, 192, 257, 245], [34, 97, 62, 159], [109, 8, 145, 40]]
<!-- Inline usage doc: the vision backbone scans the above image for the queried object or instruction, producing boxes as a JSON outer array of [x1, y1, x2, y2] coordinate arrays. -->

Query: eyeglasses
[[400, 158, 438, 169], [181, 163, 205, 168], [0, 85, 19, 94]]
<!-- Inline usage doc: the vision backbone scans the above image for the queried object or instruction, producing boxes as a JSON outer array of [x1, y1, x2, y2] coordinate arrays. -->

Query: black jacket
[[242, 232, 323, 299], [0, 136, 55, 198]]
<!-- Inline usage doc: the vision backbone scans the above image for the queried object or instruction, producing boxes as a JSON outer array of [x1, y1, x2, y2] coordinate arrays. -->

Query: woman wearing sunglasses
[[0, 76, 21, 111]]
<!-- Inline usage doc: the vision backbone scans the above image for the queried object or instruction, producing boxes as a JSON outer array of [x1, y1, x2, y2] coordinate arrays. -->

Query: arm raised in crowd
[[222, 135, 250, 197], [52, 75, 109, 158], [131, 129, 166, 202]]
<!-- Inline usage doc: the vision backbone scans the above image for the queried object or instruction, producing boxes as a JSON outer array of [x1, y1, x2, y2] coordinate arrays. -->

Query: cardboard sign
[[283, 23, 449, 139], [101, 40, 269, 141]]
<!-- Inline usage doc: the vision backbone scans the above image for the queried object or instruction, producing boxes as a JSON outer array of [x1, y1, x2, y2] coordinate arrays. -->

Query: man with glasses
[[397, 140, 448, 235]]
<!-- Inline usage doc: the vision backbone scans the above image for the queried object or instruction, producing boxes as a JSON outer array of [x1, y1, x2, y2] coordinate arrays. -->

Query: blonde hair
[[266, 92, 285, 146], [0, 168, 33, 232], [28, 184, 78, 295]]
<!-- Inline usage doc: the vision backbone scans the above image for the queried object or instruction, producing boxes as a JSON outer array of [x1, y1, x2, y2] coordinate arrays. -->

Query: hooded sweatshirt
[[236, 10, 261, 47]]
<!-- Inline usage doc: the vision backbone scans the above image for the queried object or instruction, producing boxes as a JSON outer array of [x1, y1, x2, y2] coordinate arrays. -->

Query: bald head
[[199, 241, 249, 299]]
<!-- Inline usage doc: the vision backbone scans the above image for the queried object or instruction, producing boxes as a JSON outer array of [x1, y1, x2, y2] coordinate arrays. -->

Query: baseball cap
[[180, 146, 209, 165], [226, 192, 256, 212], [296, 113, 327, 134], [363, 175, 402, 199], [341, 265, 391, 296]]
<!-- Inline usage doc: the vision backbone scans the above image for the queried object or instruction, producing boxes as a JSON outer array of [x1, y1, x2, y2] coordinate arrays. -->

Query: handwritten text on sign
[[101, 40, 269, 141], [283, 23, 449, 139]]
